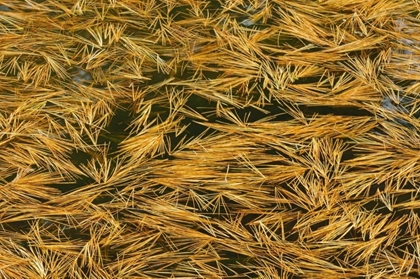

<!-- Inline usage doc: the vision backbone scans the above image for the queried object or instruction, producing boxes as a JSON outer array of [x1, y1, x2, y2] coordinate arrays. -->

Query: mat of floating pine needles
[[0, 0, 420, 278]]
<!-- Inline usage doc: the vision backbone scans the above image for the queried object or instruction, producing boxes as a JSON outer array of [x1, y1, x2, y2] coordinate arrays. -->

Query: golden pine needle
[[1, 1, 420, 278]]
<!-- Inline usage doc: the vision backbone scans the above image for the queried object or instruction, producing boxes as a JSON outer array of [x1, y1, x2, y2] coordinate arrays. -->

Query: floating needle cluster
[[1, 0, 420, 278]]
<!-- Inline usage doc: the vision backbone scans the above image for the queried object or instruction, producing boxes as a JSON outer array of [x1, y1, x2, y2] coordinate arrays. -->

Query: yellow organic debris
[[0, 0, 419, 278]]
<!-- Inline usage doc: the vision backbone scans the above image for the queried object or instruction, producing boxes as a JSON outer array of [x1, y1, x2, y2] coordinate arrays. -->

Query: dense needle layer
[[0, 0, 419, 278]]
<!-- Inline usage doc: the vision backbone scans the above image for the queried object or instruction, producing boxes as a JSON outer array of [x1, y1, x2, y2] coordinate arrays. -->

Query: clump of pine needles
[[1, 0, 420, 278]]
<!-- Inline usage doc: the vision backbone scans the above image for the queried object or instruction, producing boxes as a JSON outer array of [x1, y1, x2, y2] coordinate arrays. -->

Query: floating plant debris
[[0, 0, 420, 278]]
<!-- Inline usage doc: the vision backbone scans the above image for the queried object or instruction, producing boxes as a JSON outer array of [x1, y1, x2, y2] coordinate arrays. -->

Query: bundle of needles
[[0, 0, 420, 278]]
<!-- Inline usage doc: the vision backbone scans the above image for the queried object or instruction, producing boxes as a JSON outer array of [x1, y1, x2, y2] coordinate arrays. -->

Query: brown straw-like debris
[[0, 0, 419, 278]]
